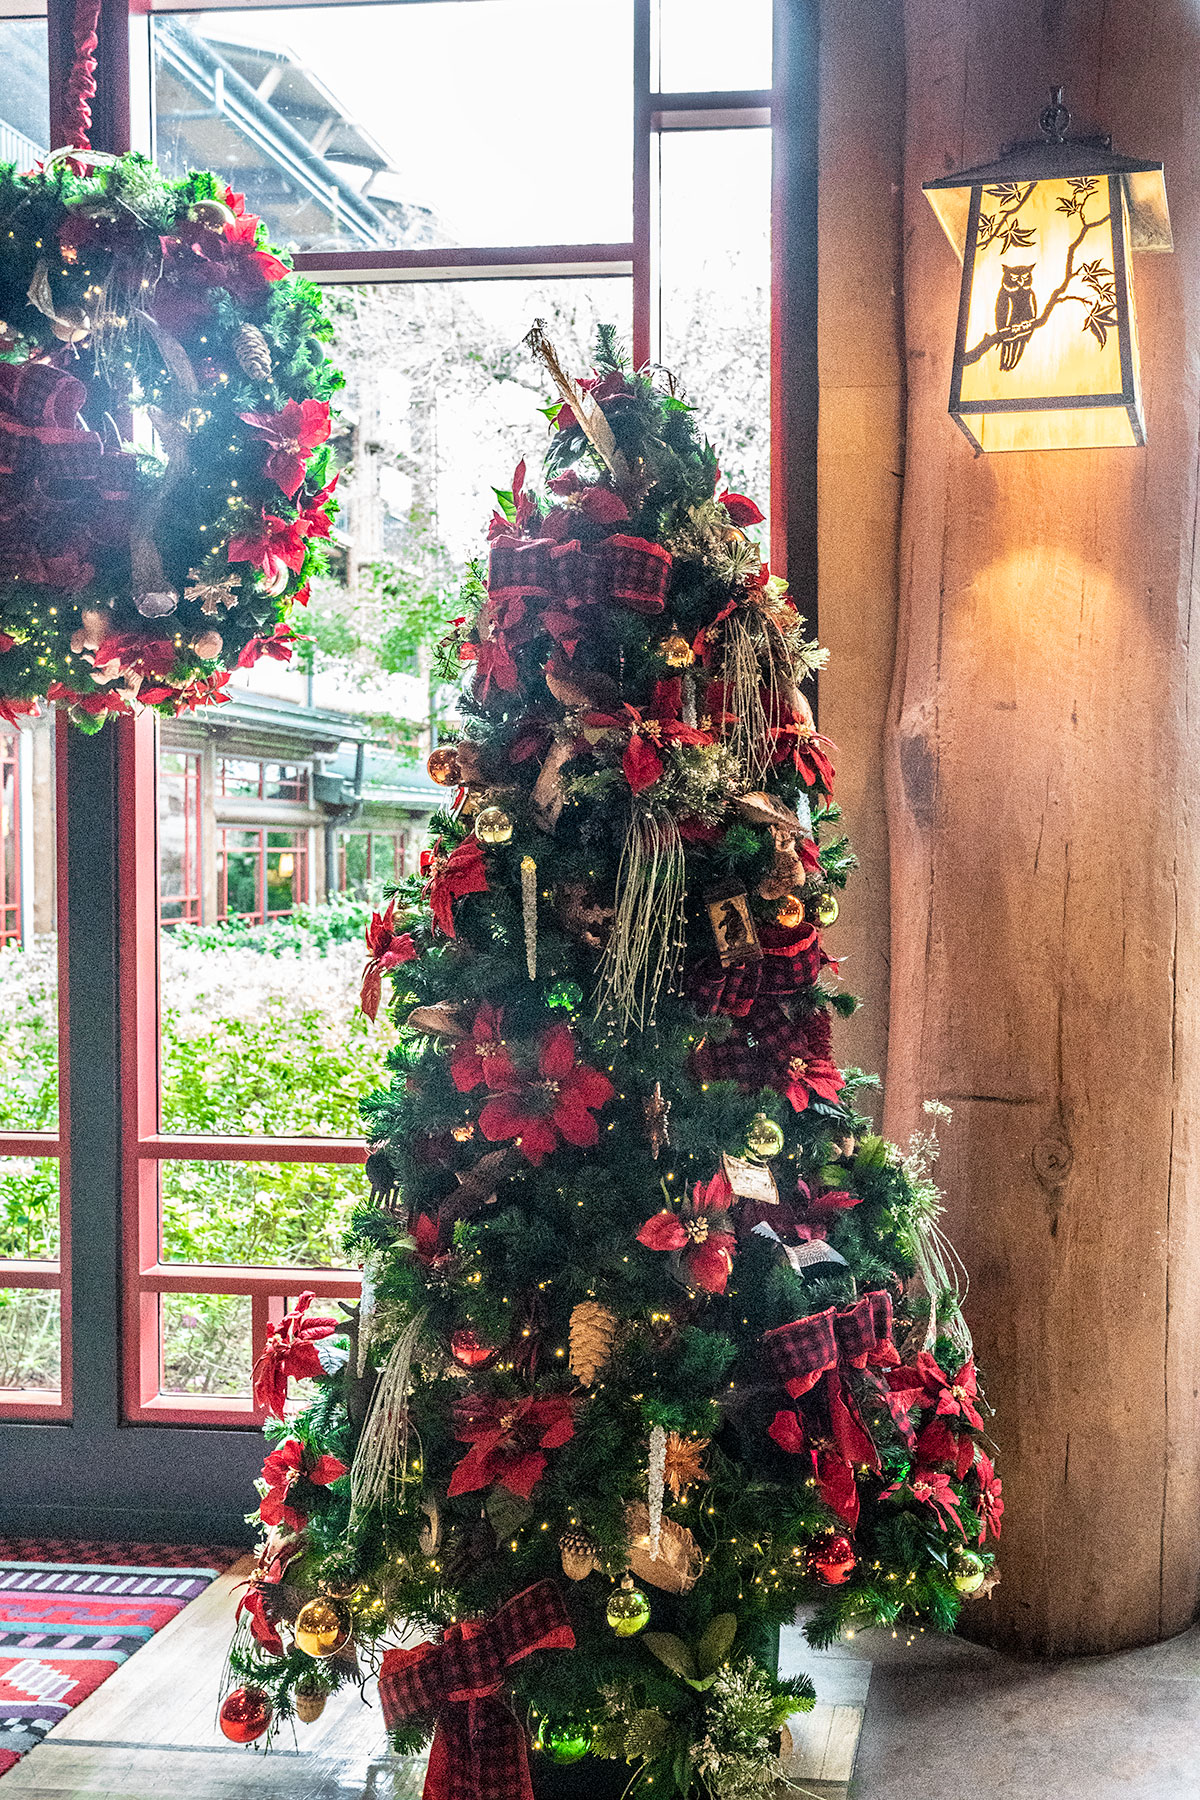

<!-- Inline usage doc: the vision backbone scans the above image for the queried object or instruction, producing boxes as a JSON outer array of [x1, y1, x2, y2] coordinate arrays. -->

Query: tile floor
[[4, 1555, 1198, 1800], [850, 1620, 1200, 1799]]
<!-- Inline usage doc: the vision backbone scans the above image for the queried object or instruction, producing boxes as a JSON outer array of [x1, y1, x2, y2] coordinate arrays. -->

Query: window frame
[[0, 0, 817, 1509]]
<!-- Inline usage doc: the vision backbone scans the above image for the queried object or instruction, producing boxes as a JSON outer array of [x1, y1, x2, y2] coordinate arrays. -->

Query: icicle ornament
[[647, 1423, 667, 1560], [521, 855, 538, 979]]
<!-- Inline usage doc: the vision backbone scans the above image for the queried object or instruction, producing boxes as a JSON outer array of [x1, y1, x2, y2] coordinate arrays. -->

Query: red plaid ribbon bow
[[0, 362, 105, 482], [489, 532, 671, 616], [764, 1292, 908, 1529], [765, 1291, 897, 1398], [379, 1581, 575, 1800]]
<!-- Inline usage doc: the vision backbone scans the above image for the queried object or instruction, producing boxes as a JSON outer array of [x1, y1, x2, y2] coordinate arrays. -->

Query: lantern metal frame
[[924, 89, 1172, 454]]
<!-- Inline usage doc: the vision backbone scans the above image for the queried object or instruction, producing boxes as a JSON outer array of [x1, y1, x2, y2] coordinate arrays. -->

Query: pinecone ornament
[[294, 1685, 326, 1724], [234, 323, 273, 383], [569, 1300, 617, 1386], [559, 1527, 601, 1581]]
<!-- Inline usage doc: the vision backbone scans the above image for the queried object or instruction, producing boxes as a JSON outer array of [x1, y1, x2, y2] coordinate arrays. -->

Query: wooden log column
[[886, 0, 1200, 1654]]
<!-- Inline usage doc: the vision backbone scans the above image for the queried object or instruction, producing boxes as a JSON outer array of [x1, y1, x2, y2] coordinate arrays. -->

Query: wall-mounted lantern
[[924, 88, 1172, 452]]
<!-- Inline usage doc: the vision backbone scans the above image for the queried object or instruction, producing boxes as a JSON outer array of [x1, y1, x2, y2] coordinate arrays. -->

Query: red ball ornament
[[450, 1328, 496, 1369], [219, 1686, 273, 1743], [810, 1535, 857, 1585]]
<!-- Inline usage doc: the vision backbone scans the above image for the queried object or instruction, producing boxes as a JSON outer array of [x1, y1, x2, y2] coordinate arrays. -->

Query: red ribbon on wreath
[[379, 1581, 574, 1800], [0, 363, 103, 483]]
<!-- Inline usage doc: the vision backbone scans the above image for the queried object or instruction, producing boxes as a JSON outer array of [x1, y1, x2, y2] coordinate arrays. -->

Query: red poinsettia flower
[[236, 1583, 284, 1655], [478, 1024, 614, 1167], [784, 1050, 845, 1113], [719, 490, 765, 527], [237, 621, 299, 669], [360, 899, 418, 1021], [0, 696, 38, 725], [881, 1466, 966, 1534], [0, 634, 14, 653], [637, 1169, 738, 1295], [791, 725, 838, 791], [227, 511, 310, 593], [173, 669, 233, 713], [300, 477, 338, 541], [768, 1408, 807, 1454], [450, 1003, 516, 1094], [887, 1350, 984, 1433], [913, 1413, 975, 1480], [258, 1436, 347, 1533], [251, 1291, 339, 1419], [222, 191, 291, 285], [406, 1212, 451, 1271], [448, 1392, 576, 1499], [426, 834, 489, 938], [972, 1450, 1004, 1543], [240, 399, 332, 499]]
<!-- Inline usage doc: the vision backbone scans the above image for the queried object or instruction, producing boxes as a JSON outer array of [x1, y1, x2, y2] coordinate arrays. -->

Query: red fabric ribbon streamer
[[379, 1581, 575, 1800], [764, 1292, 904, 1528]]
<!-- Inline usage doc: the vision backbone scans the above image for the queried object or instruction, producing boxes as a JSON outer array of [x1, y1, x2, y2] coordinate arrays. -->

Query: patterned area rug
[[0, 1554, 233, 1777]]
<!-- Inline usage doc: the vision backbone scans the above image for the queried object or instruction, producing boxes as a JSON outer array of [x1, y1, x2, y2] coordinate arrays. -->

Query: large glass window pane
[[0, 20, 49, 171], [160, 1160, 360, 1267], [0, 1159, 60, 1263], [160, 749, 202, 927], [655, 0, 772, 92], [152, 1, 632, 253], [0, 1290, 60, 1394], [159, 905, 395, 1137], [0, 721, 58, 1130], [656, 128, 771, 517], [160, 1292, 251, 1396]]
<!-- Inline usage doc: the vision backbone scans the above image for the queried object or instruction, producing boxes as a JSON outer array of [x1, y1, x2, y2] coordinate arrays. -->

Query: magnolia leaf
[[641, 1631, 697, 1682], [485, 1487, 532, 1538], [682, 1672, 720, 1691], [696, 1611, 738, 1675]]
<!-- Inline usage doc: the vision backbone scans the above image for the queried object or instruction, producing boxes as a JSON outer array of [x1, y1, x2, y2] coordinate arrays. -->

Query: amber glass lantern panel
[[950, 173, 1142, 453]]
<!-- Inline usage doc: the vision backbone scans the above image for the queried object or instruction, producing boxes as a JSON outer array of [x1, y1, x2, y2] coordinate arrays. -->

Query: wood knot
[[1032, 1131, 1073, 1189]]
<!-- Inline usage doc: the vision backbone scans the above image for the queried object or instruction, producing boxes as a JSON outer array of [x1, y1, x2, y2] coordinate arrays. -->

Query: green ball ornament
[[813, 892, 840, 928], [547, 979, 583, 1011], [746, 1111, 785, 1159], [951, 1550, 987, 1595], [606, 1576, 651, 1637], [541, 1723, 592, 1765]]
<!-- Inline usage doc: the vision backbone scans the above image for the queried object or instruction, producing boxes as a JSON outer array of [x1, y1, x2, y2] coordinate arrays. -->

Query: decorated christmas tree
[[221, 325, 1003, 1799]]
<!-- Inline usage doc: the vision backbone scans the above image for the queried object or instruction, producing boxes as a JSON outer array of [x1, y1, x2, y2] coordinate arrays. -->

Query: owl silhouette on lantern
[[994, 264, 1037, 368]]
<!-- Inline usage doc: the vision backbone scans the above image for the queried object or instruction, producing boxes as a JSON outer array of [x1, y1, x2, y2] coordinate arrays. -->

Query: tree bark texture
[[887, 0, 1200, 1654]]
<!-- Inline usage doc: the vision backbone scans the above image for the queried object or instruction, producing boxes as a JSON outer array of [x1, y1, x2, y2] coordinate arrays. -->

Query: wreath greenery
[[0, 151, 343, 729]]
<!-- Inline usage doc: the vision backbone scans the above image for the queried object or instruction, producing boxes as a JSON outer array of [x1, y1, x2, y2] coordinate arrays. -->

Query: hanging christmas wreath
[[0, 148, 342, 729]]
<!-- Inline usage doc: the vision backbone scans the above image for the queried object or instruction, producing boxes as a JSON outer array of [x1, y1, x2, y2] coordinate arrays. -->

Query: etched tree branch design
[[962, 177, 1117, 368]]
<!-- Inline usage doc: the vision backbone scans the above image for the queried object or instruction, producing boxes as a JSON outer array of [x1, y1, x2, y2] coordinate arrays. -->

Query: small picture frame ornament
[[704, 878, 762, 968]]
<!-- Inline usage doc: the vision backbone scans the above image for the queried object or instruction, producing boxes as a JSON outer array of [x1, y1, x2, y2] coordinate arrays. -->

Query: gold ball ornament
[[294, 1595, 352, 1659], [813, 892, 840, 928], [452, 1122, 475, 1142], [775, 894, 805, 928], [952, 1550, 988, 1595], [746, 1112, 785, 1159], [660, 630, 694, 669], [475, 805, 514, 846], [606, 1575, 651, 1637], [426, 746, 462, 787]]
